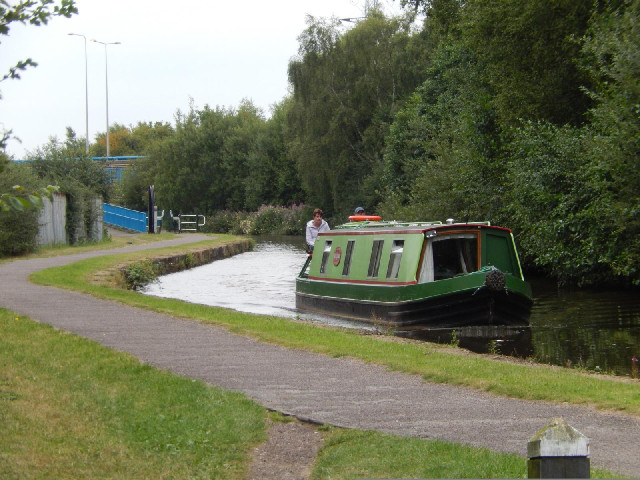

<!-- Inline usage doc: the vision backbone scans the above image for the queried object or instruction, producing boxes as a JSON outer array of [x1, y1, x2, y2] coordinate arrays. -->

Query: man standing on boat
[[306, 208, 330, 252]]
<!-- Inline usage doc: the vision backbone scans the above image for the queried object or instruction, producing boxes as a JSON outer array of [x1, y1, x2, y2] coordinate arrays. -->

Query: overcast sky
[[1, 0, 403, 159]]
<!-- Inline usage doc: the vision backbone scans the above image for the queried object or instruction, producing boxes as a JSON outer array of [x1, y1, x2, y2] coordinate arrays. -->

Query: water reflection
[[396, 325, 533, 359], [142, 237, 640, 377], [527, 278, 640, 375]]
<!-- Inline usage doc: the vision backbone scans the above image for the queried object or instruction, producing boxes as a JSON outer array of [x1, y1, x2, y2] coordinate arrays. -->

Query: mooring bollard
[[528, 418, 590, 478]]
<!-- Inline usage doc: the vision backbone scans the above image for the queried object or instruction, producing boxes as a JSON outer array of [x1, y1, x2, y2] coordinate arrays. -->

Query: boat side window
[[386, 240, 404, 279], [342, 240, 355, 276], [432, 234, 478, 280], [367, 240, 384, 278], [320, 240, 332, 274]]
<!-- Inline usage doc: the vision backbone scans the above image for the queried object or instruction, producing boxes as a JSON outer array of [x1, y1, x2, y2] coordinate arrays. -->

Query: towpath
[[1, 235, 639, 477]]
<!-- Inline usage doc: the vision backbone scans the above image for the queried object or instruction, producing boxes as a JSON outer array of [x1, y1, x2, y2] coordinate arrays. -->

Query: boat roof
[[328, 219, 512, 235]]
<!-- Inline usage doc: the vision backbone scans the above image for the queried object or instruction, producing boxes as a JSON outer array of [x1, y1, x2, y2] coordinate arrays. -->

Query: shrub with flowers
[[203, 204, 308, 236]]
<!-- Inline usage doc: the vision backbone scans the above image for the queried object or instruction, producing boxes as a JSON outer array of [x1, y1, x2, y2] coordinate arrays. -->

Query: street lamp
[[339, 17, 366, 23], [90, 38, 121, 159], [68, 33, 89, 154]]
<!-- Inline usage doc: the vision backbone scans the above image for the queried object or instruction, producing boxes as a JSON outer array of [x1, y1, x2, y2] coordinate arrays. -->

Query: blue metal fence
[[103, 203, 147, 232]]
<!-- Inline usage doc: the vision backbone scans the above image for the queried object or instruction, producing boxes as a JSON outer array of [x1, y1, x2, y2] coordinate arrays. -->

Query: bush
[[249, 205, 284, 235], [203, 204, 307, 236], [0, 208, 39, 256], [0, 163, 42, 257], [121, 260, 158, 290], [203, 210, 242, 234]]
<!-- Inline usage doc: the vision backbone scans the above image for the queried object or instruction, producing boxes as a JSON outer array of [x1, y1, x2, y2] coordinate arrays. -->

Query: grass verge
[[0, 309, 266, 479], [0, 231, 180, 266], [29, 236, 640, 417], [2, 310, 623, 479]]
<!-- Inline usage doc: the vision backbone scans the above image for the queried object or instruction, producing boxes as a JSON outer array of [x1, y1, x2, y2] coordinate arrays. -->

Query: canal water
[[142, 237, 640, 378]]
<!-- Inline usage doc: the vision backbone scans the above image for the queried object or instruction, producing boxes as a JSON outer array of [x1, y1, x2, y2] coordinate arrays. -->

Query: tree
[[380, 41, 502, 222], [459, 0, 593, 127], [89, 121, 173, 157], [579, 0, 640, 284], [152, 102, 256, 214], [287, 11, 431, 218], [244, 98, 304, 210], [112, 122, 174, 210]]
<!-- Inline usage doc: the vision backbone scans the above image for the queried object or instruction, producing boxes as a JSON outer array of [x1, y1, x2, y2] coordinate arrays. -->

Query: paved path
[[1, 236, 639, 477]]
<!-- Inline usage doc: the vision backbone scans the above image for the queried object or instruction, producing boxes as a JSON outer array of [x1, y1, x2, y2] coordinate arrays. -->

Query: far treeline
[[4, 0, 639, 288]]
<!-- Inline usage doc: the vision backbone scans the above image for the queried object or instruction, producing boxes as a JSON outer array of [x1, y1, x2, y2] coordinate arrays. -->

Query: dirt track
[[1, 235, 639, 477]]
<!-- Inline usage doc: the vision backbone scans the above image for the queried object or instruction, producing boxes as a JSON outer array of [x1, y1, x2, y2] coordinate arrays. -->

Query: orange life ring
[[349, 215, 382, 222]]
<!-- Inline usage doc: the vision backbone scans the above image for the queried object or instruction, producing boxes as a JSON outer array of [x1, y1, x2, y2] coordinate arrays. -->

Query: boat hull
[[295, 275, 532, 328]]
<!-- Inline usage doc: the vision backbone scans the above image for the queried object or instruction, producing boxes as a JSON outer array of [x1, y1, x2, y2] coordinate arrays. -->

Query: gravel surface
[[1, 235, 639, 478], [247, 418, 324, 480]]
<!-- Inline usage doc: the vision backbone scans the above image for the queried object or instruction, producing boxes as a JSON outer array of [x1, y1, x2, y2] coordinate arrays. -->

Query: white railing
[[172, 213, 206, 232]]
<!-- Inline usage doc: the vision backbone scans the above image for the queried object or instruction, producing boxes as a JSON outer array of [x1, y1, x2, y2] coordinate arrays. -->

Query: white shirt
[[306, 219, 330, 248]]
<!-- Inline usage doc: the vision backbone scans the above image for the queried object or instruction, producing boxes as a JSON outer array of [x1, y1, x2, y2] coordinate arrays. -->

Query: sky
[[1, 0, 404, 159]]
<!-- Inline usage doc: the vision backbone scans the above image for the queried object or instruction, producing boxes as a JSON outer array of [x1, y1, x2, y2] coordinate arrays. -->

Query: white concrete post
[[528, 418, 590, 478]]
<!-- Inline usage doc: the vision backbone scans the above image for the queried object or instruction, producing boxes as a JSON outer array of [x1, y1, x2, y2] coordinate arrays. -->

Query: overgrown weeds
[[121, 259, 158, 290]]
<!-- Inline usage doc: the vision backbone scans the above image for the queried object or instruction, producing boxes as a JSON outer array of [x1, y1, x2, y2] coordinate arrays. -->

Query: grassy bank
[[30, 236, 640, 417], [2, 310, 622, 479], [0, 309, 266, 479]]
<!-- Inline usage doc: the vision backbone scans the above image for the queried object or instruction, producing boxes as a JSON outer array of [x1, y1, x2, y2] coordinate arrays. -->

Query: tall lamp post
[[68, 33, 89, 154], [91, 38, 121, 159]]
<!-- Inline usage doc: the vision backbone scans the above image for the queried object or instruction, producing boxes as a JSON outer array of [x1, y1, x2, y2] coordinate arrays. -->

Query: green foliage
[[498, 0, 640, 286], [459, 0, 593, 126], [244, 98, 304, 211], [28, 129, 111, 244], [505, 123, 608, 284], [153, 103, 237, 213], [376, 0, 640, 286], [121, 259, 158, 290], [204, 204, 307, 236], [248, 204, 306, 235], [287, 11, 432, 218], [0, 162, 40, 255], [150, 99, 301, 216], [89, 121, 173, 158], [380, 42, 503, 222], [0, 183, 58, 212]]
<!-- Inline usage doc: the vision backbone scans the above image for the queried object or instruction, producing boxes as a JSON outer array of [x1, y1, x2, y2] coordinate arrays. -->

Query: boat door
[[417, 231, 479, 283]]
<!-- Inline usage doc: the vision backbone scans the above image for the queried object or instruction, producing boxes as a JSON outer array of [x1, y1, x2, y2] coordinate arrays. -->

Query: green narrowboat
[[296, 218, 533, 327]]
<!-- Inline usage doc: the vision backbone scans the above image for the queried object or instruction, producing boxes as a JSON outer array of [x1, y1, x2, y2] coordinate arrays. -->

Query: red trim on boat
[[319, 224, 512, 236], [320, 229, 429, 236], [307, 276, 418, 286]]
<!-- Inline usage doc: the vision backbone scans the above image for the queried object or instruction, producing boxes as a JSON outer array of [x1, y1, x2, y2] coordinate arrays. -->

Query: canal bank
[[119, 237, 254, 289], [0, 235, 639, 477], [146, 237, 640, 377]]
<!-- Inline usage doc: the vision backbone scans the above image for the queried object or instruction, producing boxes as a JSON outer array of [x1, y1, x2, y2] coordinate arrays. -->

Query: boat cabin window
[[342, 240, 355, 276], [418, 233, 478, 283], [320, 240, 332, 274], [386, 240, 404, 279], [367, 240, 384, 278]]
